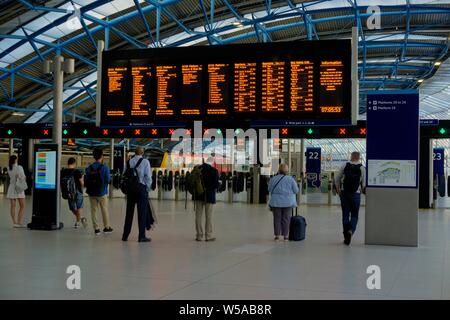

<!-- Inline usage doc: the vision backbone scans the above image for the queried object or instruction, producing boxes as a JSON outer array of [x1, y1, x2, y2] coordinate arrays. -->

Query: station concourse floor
[[1, 194, 450, 300]]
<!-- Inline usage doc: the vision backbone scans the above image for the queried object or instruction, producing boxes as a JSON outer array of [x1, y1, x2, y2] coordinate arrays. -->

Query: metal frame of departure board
[[100, 40, 352, 128]]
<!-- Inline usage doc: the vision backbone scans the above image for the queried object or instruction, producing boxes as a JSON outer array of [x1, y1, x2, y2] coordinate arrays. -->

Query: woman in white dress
[[7, 155, 27, 228]]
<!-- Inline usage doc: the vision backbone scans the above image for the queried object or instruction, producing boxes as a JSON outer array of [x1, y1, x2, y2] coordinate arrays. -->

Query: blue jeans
[[340, 192, 360, 234], [68, 191, 84, 212]]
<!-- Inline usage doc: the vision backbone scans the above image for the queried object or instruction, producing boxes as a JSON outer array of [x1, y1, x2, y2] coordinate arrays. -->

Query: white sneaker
[[74, 222, 80, 229], [13, 224, 26, 228], [80, 217, 88, 229]]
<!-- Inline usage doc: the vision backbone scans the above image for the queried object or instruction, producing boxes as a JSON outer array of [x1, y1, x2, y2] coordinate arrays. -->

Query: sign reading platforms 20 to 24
[[101, 40, 352, 126]]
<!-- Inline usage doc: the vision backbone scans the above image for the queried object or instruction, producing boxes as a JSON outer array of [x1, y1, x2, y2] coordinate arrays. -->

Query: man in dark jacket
[[193, 159, 219, 242]]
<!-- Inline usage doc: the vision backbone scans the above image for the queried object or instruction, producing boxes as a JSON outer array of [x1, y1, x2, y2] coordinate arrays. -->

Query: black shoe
[[343, 231, 350, 245], [347, 231, 353, 245], [103, 227, 113, 234], [122, 236, 128, 241], [94, 229, 101, 236], [138, 237, 151, 242]]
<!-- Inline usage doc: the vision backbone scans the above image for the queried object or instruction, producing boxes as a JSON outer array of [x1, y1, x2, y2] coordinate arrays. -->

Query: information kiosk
[[28, 143, 63, 230]]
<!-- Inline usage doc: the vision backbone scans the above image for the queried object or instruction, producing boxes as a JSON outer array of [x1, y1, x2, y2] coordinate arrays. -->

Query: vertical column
[[365, 90, 419, 246], [96, 40, 105, 127], [9, 138, 14, 156], [53, 55, 64, 227], [419, 136, 432, 208], [288, 138, 292, 174], [109, 139, 114, 198]]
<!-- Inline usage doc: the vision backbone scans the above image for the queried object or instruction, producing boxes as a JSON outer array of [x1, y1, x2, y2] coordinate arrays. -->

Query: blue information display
[[35, 150, 57, 189], [306, 147, 321, 189], [366, 90, 419, 188], [433, 148, 445, 177], [113, 146, 125, 173]]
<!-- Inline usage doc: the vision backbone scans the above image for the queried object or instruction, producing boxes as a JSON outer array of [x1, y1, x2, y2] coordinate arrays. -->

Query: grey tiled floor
[[0, 195, 449, 300]]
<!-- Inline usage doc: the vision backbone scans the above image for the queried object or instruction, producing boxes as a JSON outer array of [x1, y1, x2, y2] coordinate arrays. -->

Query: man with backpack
[[61, 157, 87, 229], [85, 148, 112, 236], [187, 158, 219, 242], [335, 151, 366, 246], [121, 146, 152, 242]]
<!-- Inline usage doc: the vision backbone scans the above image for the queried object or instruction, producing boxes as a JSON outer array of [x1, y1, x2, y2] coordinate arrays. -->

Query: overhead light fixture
[[11, 112, 26, 116], [232, 21, 244, 28], [417, 79, 424, 83], [434, 61, 441, 66]]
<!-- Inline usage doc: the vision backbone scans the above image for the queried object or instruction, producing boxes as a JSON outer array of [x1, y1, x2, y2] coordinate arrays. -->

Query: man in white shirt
[[122, 146, 152, 242], [335, 151, 366, 246]]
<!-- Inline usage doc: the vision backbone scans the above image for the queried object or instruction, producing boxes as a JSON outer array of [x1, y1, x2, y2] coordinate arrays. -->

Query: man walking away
[[335, 151, 366, 246], [189, 158, 219, 242], [122, 146, 152, 242], [85, 148, 113, 236], [61, 157, 87, 229]]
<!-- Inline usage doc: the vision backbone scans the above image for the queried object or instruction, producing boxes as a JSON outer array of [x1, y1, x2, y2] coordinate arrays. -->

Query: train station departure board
[[101, 40, 352, 126]]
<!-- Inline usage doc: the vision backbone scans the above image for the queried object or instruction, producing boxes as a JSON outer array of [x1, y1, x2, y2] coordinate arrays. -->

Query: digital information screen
[[35, 151, 57, 189], [105, 65, 128, 117], [234, 63, 257, 113], [101, 40, 351, 126], [290, 61, 314, 113], [207, 64, 229, 115], [261, 61, 285, 113], [319, 60, 344, 114], [156, 65, 177, 116], [181, 64, 203, 116], [131, 66, 152, 116]]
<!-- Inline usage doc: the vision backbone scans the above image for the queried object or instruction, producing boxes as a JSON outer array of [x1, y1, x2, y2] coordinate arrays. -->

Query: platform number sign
[[433, 148, 444, 177], [306, 147, 321, 189], [113, 146, 125, 173]]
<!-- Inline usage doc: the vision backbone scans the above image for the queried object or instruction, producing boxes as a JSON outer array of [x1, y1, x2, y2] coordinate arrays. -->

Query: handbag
[[268, 175, 285, 211], [15, 173, 28, 194]]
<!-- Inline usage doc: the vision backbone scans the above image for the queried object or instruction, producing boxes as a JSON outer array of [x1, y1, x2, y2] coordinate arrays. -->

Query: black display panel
[[101, 40, 352, 127]]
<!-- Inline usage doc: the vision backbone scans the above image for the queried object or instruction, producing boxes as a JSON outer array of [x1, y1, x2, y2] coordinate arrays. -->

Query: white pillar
[[52, 55, 64, 227], [8, 138, 14, 156]]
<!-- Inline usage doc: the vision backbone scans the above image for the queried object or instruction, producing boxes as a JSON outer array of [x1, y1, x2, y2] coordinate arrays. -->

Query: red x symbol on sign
[[169, 129, 175, 135], [360, 128, 367, 135], [43, 129, 49, 136], [281, 128, 288, 135], [134, 129, 141, 135], [151, 129, 158, 135], [103, 129, 109, 135], [339, 128, 346, 135], [185, 129, 192, 135]]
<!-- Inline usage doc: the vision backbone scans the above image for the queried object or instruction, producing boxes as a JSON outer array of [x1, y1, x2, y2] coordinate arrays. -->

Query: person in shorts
[[62, 157, 87, 229]]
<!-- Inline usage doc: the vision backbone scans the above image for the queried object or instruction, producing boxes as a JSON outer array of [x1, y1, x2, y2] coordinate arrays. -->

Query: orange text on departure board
[[131, 66, 151, 116], [207, 64, 228, 115], [156, 65, 177, 116], [106, 67, 126, 116], [181, 65, 202, 115], [290, 61, 314, 112], [320, 60, 344, 113], [262, 61, 285, 112], [234, 63, 256, 113], [320, 60, 343, 91]]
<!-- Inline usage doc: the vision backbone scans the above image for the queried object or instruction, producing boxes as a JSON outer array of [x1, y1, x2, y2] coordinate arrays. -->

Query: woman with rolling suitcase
[[268, 164, 299, 241]]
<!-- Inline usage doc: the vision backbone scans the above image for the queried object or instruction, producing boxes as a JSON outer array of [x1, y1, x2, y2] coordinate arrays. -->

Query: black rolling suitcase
[[289, 207, 307, 241]]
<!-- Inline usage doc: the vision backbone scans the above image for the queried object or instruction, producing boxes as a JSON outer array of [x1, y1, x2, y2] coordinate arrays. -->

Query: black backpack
[[120, 158, 143, 195], [61, 169, 77, 200], [343, 163, 362, 193], [85, 164, 104, 196]]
